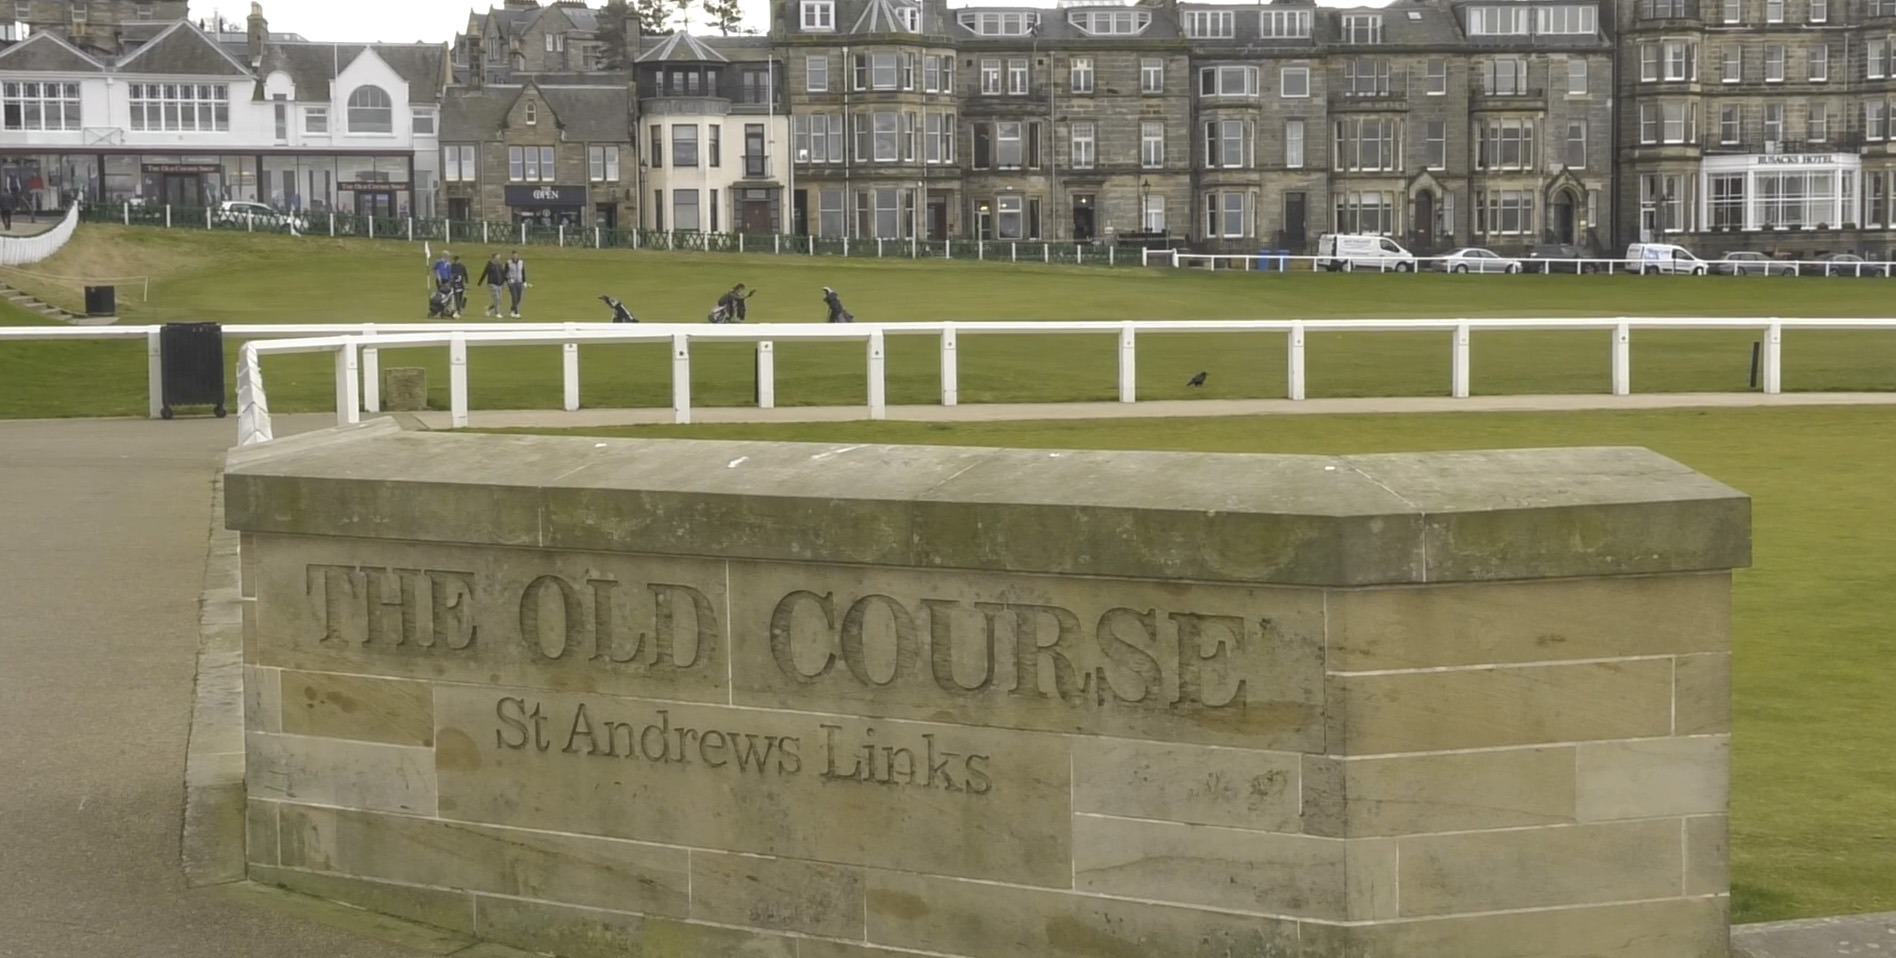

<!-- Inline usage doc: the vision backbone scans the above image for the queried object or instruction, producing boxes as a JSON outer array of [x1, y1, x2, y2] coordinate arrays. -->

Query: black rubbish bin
[[159, 322, 226, 419], [83, 284, 116, 317]]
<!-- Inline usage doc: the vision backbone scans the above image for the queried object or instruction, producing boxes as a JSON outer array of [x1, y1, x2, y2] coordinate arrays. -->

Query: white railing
[[7, 317, 1895, 446], [0, 205, 81, 267], [1142, 248, 1896, 277]]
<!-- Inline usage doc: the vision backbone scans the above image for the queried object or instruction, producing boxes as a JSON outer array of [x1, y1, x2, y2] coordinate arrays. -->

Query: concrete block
[[1071, 739, 1300, 831], [1576, 736, 1729, 822], [383, 367, 428, 412], [1398, 820, 1684, 917], [280, 671, 434, 747], [1328, 659, 1674, 755]]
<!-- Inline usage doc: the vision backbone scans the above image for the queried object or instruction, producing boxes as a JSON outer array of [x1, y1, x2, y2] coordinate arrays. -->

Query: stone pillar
[[226, 421, 1747, 958]]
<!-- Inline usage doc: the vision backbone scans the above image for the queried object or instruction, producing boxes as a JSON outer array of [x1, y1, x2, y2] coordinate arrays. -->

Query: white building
[[634, 33, 792, 234], [0, 10, 447, 216]]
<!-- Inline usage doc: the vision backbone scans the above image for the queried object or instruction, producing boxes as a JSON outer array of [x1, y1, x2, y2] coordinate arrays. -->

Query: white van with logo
[[1316, 233, 1418, 272], [1626, 242, 1710, 275]]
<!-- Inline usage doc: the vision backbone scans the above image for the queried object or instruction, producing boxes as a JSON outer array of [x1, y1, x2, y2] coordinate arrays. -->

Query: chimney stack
[[247, 2, 268, 67]]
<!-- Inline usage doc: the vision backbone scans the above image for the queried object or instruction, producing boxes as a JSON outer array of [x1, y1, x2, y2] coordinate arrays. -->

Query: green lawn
[[4, 225, 1896, 418], [512, 406, 1896, 926]]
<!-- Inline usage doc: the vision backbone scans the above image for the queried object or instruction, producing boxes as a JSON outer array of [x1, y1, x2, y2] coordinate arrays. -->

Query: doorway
[[927, 196, 948, 240], [739, 195, 773, 233], [1072, 195, 1095, 241], [975, 202, 992, 240], [355, 190, 396, 218], [594, 202, 617, 230], [161, 174, 205, 208], [1553, 190, 1578, 244], [1281, 192, 1307, 251], [793, 189, 809, 235], [1412, 190, 1435, 249], [447, 197, 471, 221]]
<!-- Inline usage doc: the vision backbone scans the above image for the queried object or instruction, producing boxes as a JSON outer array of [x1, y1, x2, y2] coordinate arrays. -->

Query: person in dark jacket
[[822, 286, 854, 323], [712, 283, 754, 323], [448, 255, 470, 318], [477, 254, 506, 317]]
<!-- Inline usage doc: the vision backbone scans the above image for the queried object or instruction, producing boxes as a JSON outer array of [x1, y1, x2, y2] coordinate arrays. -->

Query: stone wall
[[226, 420, 1748, 958]]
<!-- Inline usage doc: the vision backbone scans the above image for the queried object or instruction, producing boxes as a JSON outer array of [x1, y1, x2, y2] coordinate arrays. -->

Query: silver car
[[1437, 247, 1523, 274], [1715, 251, 1796, 276]]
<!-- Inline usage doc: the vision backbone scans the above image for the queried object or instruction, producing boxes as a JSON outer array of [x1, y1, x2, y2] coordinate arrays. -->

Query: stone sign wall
[[226, 420, 1749, 958]]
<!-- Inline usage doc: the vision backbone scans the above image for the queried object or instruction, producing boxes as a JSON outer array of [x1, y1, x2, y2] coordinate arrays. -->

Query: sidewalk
[[1735, 911, 1896, 957], [409, 390, 1896, 431]]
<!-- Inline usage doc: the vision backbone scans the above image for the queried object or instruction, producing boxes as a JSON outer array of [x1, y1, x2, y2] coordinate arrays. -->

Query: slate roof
[[0, 31, 109, 73], [636, 32, 730, 63], [1317, 1, 1463, 47], [116, 20, 253, 76], [440, 86, 519, 140], [257, 42, 447, 103], [440, 82, 631, 142], [851, 0, 920, 34]]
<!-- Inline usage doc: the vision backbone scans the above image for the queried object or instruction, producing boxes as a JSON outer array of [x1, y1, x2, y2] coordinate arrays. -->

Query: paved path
[[409, 390, 1896, 431], [0, 415, 447, 958]]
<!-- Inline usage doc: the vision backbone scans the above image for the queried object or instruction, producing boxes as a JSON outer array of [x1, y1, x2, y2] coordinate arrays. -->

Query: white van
[[1316, 233, 1418, 272], [1626, 242, 1709, 275]]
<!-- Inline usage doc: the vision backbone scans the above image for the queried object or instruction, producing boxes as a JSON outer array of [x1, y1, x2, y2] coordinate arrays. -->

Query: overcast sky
[[196, 0, 1382, 45]]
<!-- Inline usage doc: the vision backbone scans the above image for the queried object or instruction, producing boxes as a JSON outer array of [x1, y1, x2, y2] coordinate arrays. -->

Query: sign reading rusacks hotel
[[229, 422, 1748, 958]]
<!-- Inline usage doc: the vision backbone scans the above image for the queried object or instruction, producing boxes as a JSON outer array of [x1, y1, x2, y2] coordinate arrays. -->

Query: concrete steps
[[0, 281, 111, 325]]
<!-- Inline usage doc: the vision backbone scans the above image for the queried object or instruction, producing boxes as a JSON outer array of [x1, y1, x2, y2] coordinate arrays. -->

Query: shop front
[[0, 151, 417, 214], [505, 184, 587, 227], [1701, 153, 1861, 232]]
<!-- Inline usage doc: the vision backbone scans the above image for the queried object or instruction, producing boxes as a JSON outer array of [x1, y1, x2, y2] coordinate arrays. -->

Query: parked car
[[1626, 242, 1710, 275], [1523, 244, 1599, 273], [1715, 251, 1797, 276], [1802, 253, 1892, 277], [1315, 233, 1418, 272], [1435, 247, 1522, 273], [213, 200, 307, 232]]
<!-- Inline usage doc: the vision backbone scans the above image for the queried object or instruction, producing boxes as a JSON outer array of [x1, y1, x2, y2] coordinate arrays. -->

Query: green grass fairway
[[4, 225, 1896, 418], [510, 405, 1896, 926]]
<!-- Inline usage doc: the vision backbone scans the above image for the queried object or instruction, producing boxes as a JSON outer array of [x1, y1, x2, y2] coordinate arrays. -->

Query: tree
[[633, 0, 676, 35], [596, 0, 632, 69], [701, 0, 744, 35]]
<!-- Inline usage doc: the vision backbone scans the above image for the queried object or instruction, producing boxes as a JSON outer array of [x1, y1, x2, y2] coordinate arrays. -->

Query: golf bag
[[427, 280, 455, 318], [599, 295, 638, 323], [707, 303, 741, 323]]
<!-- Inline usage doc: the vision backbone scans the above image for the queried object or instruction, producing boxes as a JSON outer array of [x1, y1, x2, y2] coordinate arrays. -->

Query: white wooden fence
[[0, 205, 81, 267], [5, 317, 1893, 446]]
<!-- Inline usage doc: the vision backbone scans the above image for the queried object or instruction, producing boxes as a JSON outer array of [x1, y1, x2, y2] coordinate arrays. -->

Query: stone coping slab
[[225, 419, 1749, 587]]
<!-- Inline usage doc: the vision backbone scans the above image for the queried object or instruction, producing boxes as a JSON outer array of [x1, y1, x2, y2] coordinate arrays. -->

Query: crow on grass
[[1187, 371, 1208, 387]]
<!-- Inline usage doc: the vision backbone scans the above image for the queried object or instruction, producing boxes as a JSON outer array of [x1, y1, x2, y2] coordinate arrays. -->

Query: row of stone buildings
[[5, 0, 1896, 253]]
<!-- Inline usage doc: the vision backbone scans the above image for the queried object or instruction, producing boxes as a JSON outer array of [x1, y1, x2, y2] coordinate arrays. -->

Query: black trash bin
[[83, 284, 116, 317], [159, 322, 226, 419]]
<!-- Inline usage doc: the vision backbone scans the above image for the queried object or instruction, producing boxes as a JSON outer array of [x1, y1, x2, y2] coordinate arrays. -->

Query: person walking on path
[[477, 254, 506, 317], [505, 251, 528, 318], [822, 286, 854, 323], [448, 255, 470, 318], [0, 192, 12, 232]]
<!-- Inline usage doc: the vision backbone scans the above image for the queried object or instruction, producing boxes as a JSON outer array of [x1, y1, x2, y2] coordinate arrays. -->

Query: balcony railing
[[743, 154, 771, 178]]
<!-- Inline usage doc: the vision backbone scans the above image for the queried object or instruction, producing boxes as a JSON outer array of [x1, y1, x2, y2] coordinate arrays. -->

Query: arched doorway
[[1412, 189, 1435, 249], [1553, 189, 1579, 245]]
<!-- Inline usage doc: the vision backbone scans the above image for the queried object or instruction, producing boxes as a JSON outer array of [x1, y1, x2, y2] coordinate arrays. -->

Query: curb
[[181, 468, 247, 886]]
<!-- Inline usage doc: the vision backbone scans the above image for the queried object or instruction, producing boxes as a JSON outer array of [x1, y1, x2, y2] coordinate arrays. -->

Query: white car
[[1437, 248, 1522, 273], [214, 200, 307, 232]]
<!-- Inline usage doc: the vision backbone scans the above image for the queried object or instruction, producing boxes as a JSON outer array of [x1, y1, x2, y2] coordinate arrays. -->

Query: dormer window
[[1261, 9, 1312, 37], [1342, 14, 1383, 43], [802, 0, 834, 31], [958, 10, 1037, 35], [1183, 10, 1234, 38], [1068, 8, 1150, 36], [896, 4, 920, 31], [525, 102, 537, 125]]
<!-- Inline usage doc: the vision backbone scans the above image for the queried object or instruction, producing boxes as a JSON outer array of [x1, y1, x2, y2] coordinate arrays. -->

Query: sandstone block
[[247, 731, 435, 815], [243, 664, 280, 733], [472, 896, 796, 958], [1302, 747, 1576, 837], [1687, 815, 1730, 896], [1328, 659, 1674, 755], [278, 804, 690, 917], [1576, 736, 1729, 822], [280, 671, 434, 747], [1071, 815, 1345, 919], [688, 851, 864, 938], [382, 367, 429, 412], [1072, 739, 1300, 831], [1325, 573, 1729, 672], [1398, 820, 1684, 917], [249, 864, 476, 935], [1675, 652, 1733, 735], [246, 799, 279, 866], [1306, 896, 1730, 958]]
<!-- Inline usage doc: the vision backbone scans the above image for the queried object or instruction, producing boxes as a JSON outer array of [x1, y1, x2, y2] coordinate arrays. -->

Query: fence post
[[671, 332, 692, 425], [449, 331, 469, 428], [1451, 322, 1471, 399], [329, 212, 335, 236], [939, 323, 958, 406], [775, 234, 782, 254], [1117, 323, 1136, 403], [406, 217, 413, 242], [146, 327, 164, 419], [164, 205, 171, 229], [1011, 242, 1017, 262], [482, 220, 489, 243], [206, 207, 212, 229], [562, 323, 581, 412], [1611, 322, 1631, 396], [446, 219, 452, 244], [559, 224, 565, 247], [1109, 244, 1115, 267], [867, 329, 887, 420], [1076, 245, 1083, 265], [756, 340, 776, 408], [595, 227, 601, 248], [123, 201, 130, 225], [1044, 244, 1050, 264], [520, 222, 527, 244], [1763, 321, 1784, 394], [877, 238, 884, 258], [332, 341, 362, 427], [1287, 322, 1307, 401], [368, 216, 374, 239], [361, 324, 381, 413], [843, 236, 849, 257], [977, 238, 983, 260]]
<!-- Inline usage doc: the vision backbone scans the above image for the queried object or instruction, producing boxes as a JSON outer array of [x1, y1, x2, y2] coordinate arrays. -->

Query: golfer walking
[[478, 254, 506, 317], [504, 251, 528, 318]]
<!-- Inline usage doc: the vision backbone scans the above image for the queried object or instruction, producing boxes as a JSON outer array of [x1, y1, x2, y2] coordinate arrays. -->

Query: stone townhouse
[[5, 0, 188, 53], [1614, 0, 1896, 254], [438, 73, 636, 229], [455, 0, 608, 87]]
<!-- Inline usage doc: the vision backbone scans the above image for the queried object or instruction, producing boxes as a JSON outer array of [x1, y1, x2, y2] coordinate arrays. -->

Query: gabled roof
[[851, 0, 919, 34], [258, 42, 447, 104], [440, 85, 521, 140], [0, 31, 109, 73], [439, 81, 632, 143], [636, 32, 729, 64], [116, 20, 253, 76]]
